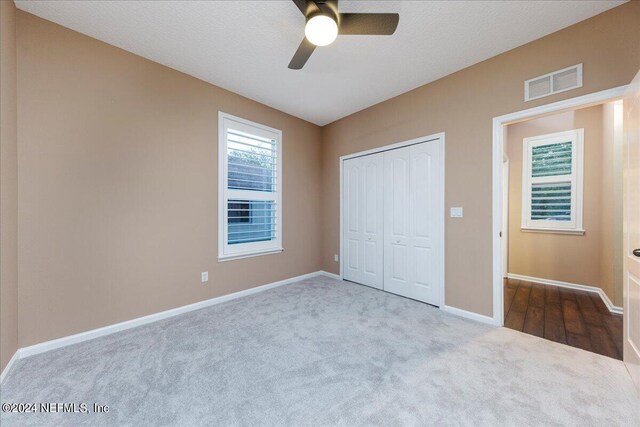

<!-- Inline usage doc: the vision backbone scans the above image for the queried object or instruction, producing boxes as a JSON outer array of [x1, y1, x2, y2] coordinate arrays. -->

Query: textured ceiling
[[15, 1, 625, 125]]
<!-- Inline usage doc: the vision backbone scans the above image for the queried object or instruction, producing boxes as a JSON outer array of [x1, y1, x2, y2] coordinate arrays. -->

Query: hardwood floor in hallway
[[504, 278, 622, 360]]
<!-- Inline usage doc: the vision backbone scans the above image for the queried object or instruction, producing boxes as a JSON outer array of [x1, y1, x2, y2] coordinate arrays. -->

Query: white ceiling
[[15, 1, 624, 126]]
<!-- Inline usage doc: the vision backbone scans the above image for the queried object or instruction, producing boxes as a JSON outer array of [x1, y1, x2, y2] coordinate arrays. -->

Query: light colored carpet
[[1, 276, 638, 426]]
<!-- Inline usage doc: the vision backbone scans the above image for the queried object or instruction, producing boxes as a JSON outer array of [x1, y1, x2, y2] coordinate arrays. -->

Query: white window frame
[[218, 112, 283, 261], [521, 128, 584, 235]]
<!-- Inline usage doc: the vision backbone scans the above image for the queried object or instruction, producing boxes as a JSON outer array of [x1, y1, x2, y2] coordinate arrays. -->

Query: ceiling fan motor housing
[[306, 0, 339, 25]]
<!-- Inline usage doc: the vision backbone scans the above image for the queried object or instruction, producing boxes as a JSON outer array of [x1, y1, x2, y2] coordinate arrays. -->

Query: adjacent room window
[[218, 112, 282, 260], [521, 129, 584, 234]]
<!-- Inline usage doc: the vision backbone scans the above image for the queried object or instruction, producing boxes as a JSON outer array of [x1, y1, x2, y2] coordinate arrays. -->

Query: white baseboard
[[328, 273, 496, 326], [0, 349, 20, 384], [318, 270, 342, 280], [441, 305, 499, 326], [507, 273, 623, 315], [1, 270, 330, 383]]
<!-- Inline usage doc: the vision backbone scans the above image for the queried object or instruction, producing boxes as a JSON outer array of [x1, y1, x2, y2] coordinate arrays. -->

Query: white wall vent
[[524, 64, 583, 102]]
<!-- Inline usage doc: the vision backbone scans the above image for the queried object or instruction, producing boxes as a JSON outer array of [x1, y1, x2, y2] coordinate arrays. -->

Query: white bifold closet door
[[343, 152, 384, 289], [383, 141, 443, 306], [342, 138, 443, 306]]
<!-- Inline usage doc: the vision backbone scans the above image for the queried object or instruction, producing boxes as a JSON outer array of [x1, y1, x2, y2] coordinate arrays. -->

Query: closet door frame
[[339, 132, 445, 307]]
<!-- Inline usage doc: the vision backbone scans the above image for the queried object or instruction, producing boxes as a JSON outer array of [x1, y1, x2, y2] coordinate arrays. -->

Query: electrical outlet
[[334, 254, 339, 262], [450, 207, 464, 218], [201, 271, 208, 283]]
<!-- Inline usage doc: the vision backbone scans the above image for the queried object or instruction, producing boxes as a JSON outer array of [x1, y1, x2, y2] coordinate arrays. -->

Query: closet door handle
[[633, 249, 640, 257]]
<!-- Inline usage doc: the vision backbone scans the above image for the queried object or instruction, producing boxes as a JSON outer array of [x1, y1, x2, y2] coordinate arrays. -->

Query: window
[[218, 112, 282, 260], [521, 129, 584, 234]]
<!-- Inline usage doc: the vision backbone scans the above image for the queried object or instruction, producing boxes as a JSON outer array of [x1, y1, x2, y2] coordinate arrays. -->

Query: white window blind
[[218, 113, 282, 260], [521, 129, 584, 234]]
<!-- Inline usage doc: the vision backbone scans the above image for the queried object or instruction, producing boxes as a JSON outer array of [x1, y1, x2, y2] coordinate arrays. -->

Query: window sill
[[217, 248, 284, 262], [520, 227, 585, 236]]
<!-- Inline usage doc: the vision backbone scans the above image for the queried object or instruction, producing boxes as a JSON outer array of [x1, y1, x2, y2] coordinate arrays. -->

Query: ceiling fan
[[288, 0, 399, 69]]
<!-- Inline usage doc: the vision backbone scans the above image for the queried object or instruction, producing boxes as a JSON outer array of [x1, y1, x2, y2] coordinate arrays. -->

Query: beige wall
[[505, 105, 621, 305], [321, 2, 640, 317], [1, 0, 19, 373], [16, 11, 323, 347], [7, 3, 640, 351]]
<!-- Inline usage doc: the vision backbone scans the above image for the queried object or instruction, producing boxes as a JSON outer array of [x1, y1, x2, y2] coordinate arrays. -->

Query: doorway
[[494, 89, 626, 359], [340, 133, 445, 307]]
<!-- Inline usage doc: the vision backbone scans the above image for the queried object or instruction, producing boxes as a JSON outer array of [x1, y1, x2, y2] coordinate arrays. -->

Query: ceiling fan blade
[[292, 0, 307, 15], [288, 38, 317, 70], [338, 13, 399, 35]]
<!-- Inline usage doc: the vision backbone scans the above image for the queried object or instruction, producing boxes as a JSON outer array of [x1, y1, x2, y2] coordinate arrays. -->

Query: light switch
[[450, 207, 463, 218]]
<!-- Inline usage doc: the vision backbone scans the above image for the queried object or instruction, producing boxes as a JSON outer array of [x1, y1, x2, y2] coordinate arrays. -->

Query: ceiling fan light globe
[[305, 15, 338, 46]]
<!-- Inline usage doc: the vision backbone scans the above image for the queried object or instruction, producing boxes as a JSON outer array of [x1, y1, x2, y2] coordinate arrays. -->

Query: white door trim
[[339, 132, 445, 308], [492, 86, 628, 326], [502, 155, 509, 278], [339, 132, 445, 162]]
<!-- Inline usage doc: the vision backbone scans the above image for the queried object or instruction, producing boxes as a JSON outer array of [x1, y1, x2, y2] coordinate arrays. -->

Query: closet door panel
[[409, 141, 442, 305], [391, 244, 408, 281], [361, 155, 383, 288], [411, 146, 436, 300], [343, 159, 362, 282], [384, 140, 443, 306], [343, 153, 383, 289], [384, 146, 413, 293], [347, 239, 359, 271]]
